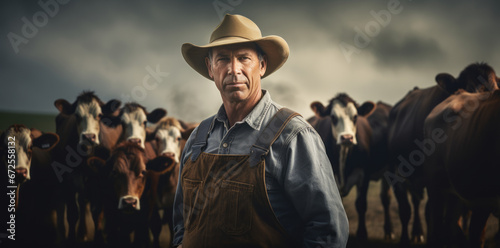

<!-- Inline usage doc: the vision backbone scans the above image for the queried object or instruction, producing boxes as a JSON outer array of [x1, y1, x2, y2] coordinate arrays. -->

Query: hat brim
[[182, 35, 289, 80]]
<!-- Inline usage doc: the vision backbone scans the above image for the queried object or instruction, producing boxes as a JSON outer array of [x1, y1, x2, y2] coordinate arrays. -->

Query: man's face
[[206, 44, 267, 104]]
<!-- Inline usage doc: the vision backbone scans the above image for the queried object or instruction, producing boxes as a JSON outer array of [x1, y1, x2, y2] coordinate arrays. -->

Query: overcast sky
[[1, 0, 499, 122]]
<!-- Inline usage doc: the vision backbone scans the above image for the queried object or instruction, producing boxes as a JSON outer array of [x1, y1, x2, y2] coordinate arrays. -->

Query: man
[[173, 14, 348, 248]]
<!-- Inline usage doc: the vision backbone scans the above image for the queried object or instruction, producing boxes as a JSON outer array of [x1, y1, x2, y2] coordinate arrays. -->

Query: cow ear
[[310, 101, 328, 117], [436, 73, 461, 94], [147, 109, 167, 124], [54, 99, 74, 115], [357, 101, 376, 117], [182, 126, 196, 140], [32, 132, 60, 150], [87, 156, 107, 174], [100, 116, 122, 128], [146, 156, 175, 172], [102, 100, 121, 117]]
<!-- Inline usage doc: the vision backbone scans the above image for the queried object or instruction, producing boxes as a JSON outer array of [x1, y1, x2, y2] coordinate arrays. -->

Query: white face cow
[[119, 103, 167, 149], [311, 94, 375, 146], [153, 118, 184, 164], [75, 98, 103, 146], [1, 125, 59, 184]]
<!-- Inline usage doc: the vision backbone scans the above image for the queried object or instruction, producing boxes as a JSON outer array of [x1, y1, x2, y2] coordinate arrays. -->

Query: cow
[[0, 125, 62, 247], [385, 62, 499, 245], [88, 102, 167, 244], [309, 93, 393, 241], [53, 91, 121, 243], [143, 117, 196, 248], [87, 142, 162, 247], [423, 89, 500, 248]]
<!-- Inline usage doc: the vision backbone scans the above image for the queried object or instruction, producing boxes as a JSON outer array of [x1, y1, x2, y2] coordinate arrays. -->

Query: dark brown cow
[[385, 63, 499, 245], [424, 89, 500, 248], [309, 94, 393, 240], [88, 142, 160, 247], [0, 125, 61, 247], [52, 91, 121, 243], [143, 117, 196, 248]]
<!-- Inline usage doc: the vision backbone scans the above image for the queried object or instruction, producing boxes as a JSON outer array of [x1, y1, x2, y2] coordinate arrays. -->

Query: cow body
[[309, 94, 393, 240], [424, 90, 500, 248], [386, 63, 499, 245], [144, 117, 196, 248], [0, 125, 61, 247]]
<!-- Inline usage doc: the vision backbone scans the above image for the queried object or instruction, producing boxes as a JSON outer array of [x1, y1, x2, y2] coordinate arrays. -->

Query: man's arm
[[282, 126, 349, 248]]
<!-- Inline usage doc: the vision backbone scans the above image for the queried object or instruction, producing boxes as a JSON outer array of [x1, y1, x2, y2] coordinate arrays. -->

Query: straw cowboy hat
[[182, 14, 289, 80]]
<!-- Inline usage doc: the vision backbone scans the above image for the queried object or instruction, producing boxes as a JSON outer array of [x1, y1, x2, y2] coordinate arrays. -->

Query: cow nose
[[16, 168, 27, 178], [121, 197, 138, 209], [341, 134, 354, 144], [128, 138, 142, 145], [82, 133, 97, 143]]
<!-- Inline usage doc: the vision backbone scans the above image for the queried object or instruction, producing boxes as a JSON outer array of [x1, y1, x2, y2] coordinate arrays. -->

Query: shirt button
[[222, 143, 228, 148]]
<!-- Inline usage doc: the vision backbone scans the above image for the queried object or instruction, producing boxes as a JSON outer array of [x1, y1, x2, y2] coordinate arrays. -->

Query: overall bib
[[181, 108, 300, 248]]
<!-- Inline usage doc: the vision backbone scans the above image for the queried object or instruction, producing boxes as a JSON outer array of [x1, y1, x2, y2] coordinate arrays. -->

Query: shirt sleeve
[[172, 126, 198, 246], [281, 126, 349, 248]]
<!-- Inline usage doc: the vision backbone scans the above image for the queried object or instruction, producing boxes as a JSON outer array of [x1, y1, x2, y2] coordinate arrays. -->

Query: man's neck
[[223, 90, 263, 127]]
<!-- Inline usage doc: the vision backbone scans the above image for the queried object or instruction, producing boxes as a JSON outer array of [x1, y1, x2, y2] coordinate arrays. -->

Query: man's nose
[[228, 58, 241, 75]]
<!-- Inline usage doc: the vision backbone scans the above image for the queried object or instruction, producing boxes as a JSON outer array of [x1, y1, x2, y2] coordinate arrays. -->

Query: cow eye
[[330, 115, 338, 125], [97, 113, 103, 119], [140, 170, 147, 177], [353, 115, 358, 123], [177, 137, 182, 142], [143, 121, 148, 126]]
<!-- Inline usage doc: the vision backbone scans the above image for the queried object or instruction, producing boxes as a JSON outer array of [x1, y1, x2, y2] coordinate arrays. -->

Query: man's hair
[[207, 44, 265, 63]]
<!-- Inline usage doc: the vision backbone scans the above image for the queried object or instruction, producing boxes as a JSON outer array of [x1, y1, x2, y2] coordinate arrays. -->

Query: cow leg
[[468, 210, 490, 248], [425, 184, 445, 248], [410, 186, 425, 243], [151, 209, 162, 248], [443, 195, 468, 248], [380, 178, 394, 240], [77, 193, 88, 242], [392, 181, 411, 246], [355, 179, 369, 241], [66, 190, 78, 245]]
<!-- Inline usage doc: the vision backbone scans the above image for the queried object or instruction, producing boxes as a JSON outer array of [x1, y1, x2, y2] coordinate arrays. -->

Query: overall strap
[[249, 108, 300, 167], [190, 115, 215, 161]]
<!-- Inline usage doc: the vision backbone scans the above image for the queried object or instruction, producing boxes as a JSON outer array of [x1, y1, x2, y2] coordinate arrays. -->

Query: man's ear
[[259, 55, 267, 77], [205, 57, 214, 79]]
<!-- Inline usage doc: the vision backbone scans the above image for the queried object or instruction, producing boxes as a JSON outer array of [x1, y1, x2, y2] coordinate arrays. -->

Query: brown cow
[[0, 125, 61, 247], [424, 89, 500, 248], [309, 94, 393, 241], [386, 63, 499, 245], [52, 91, 121, 243], [144, 117, 196, 248], [88, 142, 161, 247]]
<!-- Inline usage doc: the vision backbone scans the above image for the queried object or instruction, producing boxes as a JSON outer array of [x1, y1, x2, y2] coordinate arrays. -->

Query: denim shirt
[[172, 90, 349, 248]]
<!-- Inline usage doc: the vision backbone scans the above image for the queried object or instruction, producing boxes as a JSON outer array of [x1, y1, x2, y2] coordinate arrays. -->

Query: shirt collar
[[215, 90, 272, 131]]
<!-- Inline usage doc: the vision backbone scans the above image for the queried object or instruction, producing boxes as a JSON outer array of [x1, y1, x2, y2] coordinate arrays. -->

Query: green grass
[[0, 111, 56, 133]]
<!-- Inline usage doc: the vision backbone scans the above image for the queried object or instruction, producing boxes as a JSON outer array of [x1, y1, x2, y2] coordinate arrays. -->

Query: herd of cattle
[[1, 62, 499, 248]]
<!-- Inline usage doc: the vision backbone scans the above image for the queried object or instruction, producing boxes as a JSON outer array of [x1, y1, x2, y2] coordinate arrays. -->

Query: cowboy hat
[[182, 14, 289, 80]]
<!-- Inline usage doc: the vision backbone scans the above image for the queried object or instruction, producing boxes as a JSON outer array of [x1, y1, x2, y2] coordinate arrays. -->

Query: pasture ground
[[343, 180, 500, 248]]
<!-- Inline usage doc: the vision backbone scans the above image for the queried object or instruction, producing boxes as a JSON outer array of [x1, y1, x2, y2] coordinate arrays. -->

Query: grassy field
[[0, 111, 56, 133]]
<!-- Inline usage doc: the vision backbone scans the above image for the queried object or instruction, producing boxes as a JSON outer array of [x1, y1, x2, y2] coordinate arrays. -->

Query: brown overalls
[[181, 108, 300, 248]]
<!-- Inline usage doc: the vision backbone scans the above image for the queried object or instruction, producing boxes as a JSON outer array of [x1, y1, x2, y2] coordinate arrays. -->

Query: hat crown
[[210, 14, 262, 43]]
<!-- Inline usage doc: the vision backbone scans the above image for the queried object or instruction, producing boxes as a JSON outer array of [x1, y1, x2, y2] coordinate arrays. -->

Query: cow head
[[118, 103, 167, 149], [1, 125, 59, 184], [87, 143, 147, 213], [311, 93, 375, 146], [54, 91, 121, 150], [436, 62, 499, 94], [147, 117, 195, 164]]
